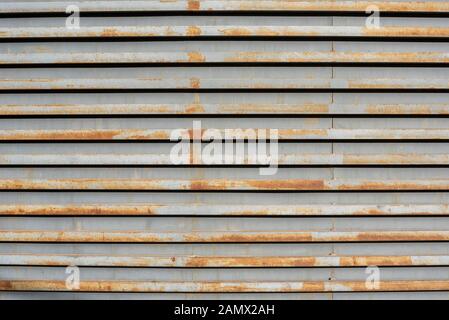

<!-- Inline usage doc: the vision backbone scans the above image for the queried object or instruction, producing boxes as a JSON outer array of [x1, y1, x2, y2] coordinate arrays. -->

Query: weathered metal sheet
[[1, 178, 449, 191], [2, 254, 449, 267], [2, 129, 449, 140], [1, 204, 448, 216], [3, 52, 449, 64], [2, 78, 449, 90], [2, 230, 449, 243], [2, 26, 449, 39], [1, 103, 449, 116], [2, 153, 449, 165], [1, 0, 449, 300], [2, 1, 449, 14], [3, 280, 449, 293]]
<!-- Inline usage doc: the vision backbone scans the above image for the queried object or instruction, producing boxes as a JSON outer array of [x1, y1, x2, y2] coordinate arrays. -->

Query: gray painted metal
[[1, 0, 449, 300]]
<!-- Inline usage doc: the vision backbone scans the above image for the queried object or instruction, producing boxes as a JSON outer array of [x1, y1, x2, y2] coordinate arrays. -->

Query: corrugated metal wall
[[1, 0, 449, 300]]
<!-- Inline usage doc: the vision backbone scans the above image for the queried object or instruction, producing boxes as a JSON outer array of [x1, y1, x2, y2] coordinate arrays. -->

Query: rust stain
[[127, 130, 170, 140], [4, 205, 444, 217], [187, 0, 200, 10], [4, 254, 447, 267], [217, 103, 329, 114], [219, 27, 252, 36], [0, 205, 164, 216], [245, 179, 325, 191], [341, 256, 413, 267], [351, 207, 388, 216], [0, 130, 121, 140], [0, 281, 12, 290], [100, 27, 121, 37], [225, 208, 271, 216], [2, 230, 449, 243], [184, 256, 317, 267], [3, 280, 449, 293], [185, 103, 205, 113], [278, 129, 329, 138], [185, 179, 325, 191], [1, 179, 447, 191], [186, 26, 202, 36], [189, 180, 221, 190], [336, 181, 447, 191], [96, 27, 156, 38], [355, 232, 449, 242], [189, 77, 201, 89], [187, 51, 206, 62], [365, 104, 432, 115], [0, 129, 173, 141], [234, 1, 449, 12], [347, 80, 406, 89], [183, 233, 314, 243], [363, 27, 449, 37], [302, 282, 326, 292]]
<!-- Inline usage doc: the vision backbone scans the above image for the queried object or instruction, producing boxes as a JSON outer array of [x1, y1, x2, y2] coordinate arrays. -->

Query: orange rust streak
[[186, 26, 202, 36], [244, 179, 325, 191], [3, 254, 444, 267], [234, 2, 449, 13], [186, 52, 205, 63], [0, 205, 446, 216], [334, 181, 449, 191], [353, 232, 448, 242], [184, 256, 317, 267], [338, 256, 411, 267], [2, 280, 449, 292], [184, 103, 206, 113], [6, 103, 448, 115], [0, 205, 164, 216], [189, 77, 201, 89], [363, 27, 449, 37], [185, 256, 418, 268], [187, 0, 200, 11], [0, 130, 170, 140], [3, 231, 444, 243], [182, 232, 315, 243], [0, 179, 448, 191]]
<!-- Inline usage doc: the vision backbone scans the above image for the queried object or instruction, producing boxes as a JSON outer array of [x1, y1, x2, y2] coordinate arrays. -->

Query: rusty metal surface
[[2, 26, 449, 39], [1, 178, 449, 191], [1, 0, 449, 300], [2, 280, 449, 293], [1, 204, 448, 216], [3, 52, 449, 64], [2, 129, 449, 140], [2, 1, 449, 14], [3, 254, 449, 267], [1, 103, 449, 116], [2, 78, 449, 90], [2, 153, 449, 165], [2, 230, 449, 243]]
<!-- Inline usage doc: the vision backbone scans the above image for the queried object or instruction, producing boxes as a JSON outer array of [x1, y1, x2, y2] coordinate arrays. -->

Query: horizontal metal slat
[[1, 153, 449, 165], [2, 1, 449, 14], [2, 78, 449, 90], [2, 129, 449, 141], [2, 280, 449, 292], [2, 52, 449, 64], [1, 103, 449, 116], [1, 204, 447, 216], [0, 178, 449, 191], [3, 1, 449, 14], [2, 230, 449, 242], [1, 254, 449, 267], [1, 26, 448, 39]]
